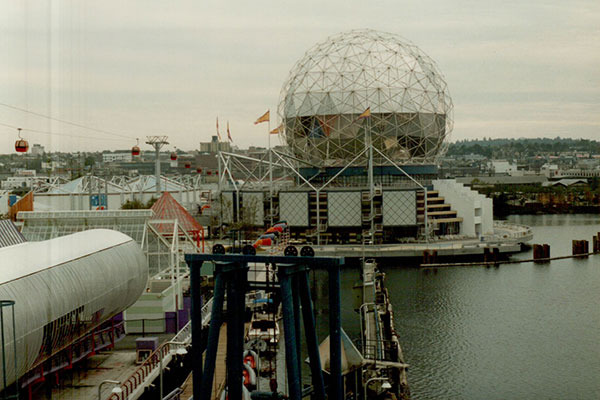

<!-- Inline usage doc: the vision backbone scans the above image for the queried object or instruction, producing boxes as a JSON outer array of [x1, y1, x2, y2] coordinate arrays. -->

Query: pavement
[[41, 333, 175, 400]]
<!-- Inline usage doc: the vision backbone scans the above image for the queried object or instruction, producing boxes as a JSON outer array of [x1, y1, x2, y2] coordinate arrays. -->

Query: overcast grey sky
[[1, 0, 599, 152]]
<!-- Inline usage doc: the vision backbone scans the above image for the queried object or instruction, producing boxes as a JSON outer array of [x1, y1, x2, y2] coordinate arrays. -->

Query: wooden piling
[[533, 244, 550, 263], [533, 244, 542, 262], [542, 244, 550, 259], [573, 239, 589, 258]]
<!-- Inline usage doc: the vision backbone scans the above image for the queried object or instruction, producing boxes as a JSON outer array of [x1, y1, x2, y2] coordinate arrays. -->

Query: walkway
[[178, 323, 228, 400]]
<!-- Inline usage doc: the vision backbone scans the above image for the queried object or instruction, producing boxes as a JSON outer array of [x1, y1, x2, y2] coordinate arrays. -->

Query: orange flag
[[270, 124, 282, 134], [254, 110, 270, 125], [227, 121, 232, 142], [358, 107, 371, 119]]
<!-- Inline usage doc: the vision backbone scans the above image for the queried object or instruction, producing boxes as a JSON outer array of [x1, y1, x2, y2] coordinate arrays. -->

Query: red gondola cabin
[[15, 139, 29, 153]]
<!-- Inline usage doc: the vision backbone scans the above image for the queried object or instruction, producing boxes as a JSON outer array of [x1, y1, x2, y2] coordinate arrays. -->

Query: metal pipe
[[363, 376, 391, 400], [98, 380, 121, 400]]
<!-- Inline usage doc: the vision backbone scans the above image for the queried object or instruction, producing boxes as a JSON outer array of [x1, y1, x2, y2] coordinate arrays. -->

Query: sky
[[0, 0, 599, 153]]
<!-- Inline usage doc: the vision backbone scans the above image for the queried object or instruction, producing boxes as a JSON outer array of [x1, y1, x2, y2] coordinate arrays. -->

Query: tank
[[0, 229, 148, 389]]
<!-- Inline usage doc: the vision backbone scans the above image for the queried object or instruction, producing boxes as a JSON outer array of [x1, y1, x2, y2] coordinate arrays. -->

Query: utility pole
[[146, 136, 169, 194]]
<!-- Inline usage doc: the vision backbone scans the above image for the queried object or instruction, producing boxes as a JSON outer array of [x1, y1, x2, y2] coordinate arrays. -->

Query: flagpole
[[268, 113, 273, 225]]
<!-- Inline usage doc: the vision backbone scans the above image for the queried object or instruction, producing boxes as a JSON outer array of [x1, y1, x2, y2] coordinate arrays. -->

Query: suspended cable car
[[196, 167, 202, 174], [131, 138, 140, 157], [171, 147, 178, 161], [15, 128, 29, 153], [184, 161, 191, 169]]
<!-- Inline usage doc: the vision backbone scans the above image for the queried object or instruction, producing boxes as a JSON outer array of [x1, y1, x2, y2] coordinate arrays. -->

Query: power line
[[0, 121, 126, 142], [0, 101, 134, 140]]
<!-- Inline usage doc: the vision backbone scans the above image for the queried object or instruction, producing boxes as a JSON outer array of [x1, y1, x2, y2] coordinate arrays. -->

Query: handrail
[[106, 296, 213, 400], [108, 342, 172, 400]]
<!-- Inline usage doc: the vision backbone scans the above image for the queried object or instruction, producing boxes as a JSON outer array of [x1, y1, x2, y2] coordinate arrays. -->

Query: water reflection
[[312, 215, 600, 399]]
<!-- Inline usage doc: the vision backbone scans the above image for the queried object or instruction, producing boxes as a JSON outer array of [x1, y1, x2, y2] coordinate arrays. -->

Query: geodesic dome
[[278, 29, 453, 166]]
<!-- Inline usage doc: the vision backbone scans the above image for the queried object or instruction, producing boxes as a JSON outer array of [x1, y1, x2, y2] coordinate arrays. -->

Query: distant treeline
[[447, 138, 600, 158]]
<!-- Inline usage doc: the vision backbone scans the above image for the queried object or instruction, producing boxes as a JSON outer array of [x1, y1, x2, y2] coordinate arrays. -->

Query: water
[[315, 214, 600, 399]]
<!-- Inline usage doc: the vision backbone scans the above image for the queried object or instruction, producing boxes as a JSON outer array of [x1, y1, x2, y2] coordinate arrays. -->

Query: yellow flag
[[358, 107, 371, 119], [254, 110, 270, 125], [270, 124, 282, 134]]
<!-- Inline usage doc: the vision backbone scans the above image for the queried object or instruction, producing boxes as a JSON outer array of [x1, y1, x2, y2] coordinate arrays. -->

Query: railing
[[356, 338, 399, 363], [108, 341, 171, 400], [493, 221, 534, 239], [201, 297, 213, 327], [163, 387, 183, 400], [21, 320, 127, 389], [106, 296, 213, 400]]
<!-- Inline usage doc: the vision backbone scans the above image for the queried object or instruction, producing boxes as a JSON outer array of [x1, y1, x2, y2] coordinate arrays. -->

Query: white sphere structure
[[278, 29, 453, 166]]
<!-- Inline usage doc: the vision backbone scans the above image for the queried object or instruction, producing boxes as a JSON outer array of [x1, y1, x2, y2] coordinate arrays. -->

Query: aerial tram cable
[[0, 121, 128, 142], [0, 101, 134, 139]]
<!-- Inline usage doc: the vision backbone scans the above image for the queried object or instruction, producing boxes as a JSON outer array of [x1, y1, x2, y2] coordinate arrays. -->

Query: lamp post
[[98, 380, 122, 400], [363, 376, 391, 400], [159, 341, 188, 400]]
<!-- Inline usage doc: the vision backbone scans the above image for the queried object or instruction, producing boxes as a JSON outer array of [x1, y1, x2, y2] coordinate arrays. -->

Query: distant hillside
[[447, 138, 600, 158]]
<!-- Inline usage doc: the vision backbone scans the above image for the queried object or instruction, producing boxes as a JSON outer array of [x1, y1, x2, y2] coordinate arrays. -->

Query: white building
[[490, 160, 516, 175], [432, 179, 493, 238], [31, 144, 45, 156], [1, 176, 51, 190], [103, 152, 133, 163]]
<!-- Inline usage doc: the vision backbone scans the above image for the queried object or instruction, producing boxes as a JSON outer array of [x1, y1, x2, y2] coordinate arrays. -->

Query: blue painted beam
[[299, 271, 326, 400], [190, 261, 203, 399], [328, 264, 343, 400], [197, 268, 226, 400], [185, 254, 344, 268], [277, 270, 302, 400], [226, 264, 248, 400]]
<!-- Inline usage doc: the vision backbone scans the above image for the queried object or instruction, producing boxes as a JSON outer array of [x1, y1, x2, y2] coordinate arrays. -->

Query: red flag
[[227, 121, 232, 142]]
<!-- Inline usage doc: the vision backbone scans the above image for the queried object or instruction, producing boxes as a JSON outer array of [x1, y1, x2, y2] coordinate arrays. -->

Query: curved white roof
[[0, 229, 137, 285]]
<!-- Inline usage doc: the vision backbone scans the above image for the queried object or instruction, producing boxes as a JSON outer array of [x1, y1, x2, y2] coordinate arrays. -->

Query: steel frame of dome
[[278, 29, 453, 166]]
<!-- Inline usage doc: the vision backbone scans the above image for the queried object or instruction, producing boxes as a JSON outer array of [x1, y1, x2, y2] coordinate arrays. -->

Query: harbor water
[[313, 214, 600, 399]]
